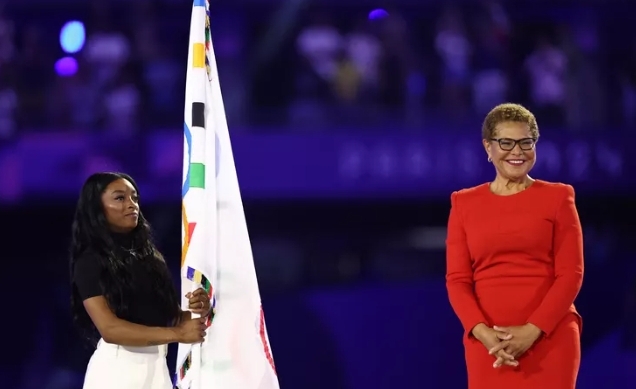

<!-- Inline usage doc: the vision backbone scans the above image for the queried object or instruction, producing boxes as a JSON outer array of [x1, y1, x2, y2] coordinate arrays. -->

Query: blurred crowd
[[0, 1, 634, 139]]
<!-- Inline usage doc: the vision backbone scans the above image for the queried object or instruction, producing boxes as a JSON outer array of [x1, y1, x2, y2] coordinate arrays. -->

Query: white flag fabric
[[176, 1, 279, 388]]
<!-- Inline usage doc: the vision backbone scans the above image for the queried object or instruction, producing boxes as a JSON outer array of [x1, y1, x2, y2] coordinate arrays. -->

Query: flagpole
[[190, 291, 202, 389]]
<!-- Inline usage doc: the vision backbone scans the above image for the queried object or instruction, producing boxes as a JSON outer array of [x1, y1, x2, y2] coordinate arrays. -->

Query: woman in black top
[[70, 172, 212, 389]]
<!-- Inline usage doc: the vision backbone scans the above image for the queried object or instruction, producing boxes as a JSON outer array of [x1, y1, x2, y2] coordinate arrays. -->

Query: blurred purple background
[[0, 0, 634, 388]]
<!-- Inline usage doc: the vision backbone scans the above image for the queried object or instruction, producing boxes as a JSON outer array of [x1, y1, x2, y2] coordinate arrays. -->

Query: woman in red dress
[[446, 103, 583, 389]]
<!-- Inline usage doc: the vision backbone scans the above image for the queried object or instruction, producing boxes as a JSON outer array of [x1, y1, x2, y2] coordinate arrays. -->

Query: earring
[[487, 156, 492, 162]]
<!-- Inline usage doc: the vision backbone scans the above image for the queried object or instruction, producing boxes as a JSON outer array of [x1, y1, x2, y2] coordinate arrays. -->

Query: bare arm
[[84, 296, 179, 346]]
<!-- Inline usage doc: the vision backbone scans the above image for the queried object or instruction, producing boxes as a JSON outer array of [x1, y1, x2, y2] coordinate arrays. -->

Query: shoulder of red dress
[[453, 183, 489, 198]]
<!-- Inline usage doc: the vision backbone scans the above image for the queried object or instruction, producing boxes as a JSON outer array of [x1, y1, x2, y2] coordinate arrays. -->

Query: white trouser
[[82, 339, 172, 389]]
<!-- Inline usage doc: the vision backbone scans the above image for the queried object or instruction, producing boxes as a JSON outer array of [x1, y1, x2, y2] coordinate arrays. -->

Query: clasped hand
[[473, 323, 542, 368], [489, 324, 542, 361]]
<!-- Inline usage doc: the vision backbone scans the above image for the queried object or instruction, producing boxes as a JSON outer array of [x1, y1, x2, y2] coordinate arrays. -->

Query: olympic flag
[[176, 1, 279, 388]]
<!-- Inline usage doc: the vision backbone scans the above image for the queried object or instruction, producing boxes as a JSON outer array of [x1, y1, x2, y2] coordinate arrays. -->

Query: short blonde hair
[[481, 103, 539, 140]]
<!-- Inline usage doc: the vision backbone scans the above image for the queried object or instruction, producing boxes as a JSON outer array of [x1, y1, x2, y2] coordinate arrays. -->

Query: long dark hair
[[69, 172, 181, 345]]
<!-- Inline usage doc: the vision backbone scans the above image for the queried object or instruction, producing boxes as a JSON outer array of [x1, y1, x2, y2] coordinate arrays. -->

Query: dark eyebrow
[[112, 189, 137, 195]]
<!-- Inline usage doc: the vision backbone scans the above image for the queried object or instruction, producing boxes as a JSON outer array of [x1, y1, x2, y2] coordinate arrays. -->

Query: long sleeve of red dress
[[526, 185, 584, 335], [445, 191, 488, 335]]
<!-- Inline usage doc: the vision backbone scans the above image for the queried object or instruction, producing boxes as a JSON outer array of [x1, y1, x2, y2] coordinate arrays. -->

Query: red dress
[[446, 180, 583, 389]]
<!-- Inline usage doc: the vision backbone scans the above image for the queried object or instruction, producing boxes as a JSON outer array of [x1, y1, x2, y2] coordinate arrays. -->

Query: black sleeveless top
[[72, 232, 179, 327]]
